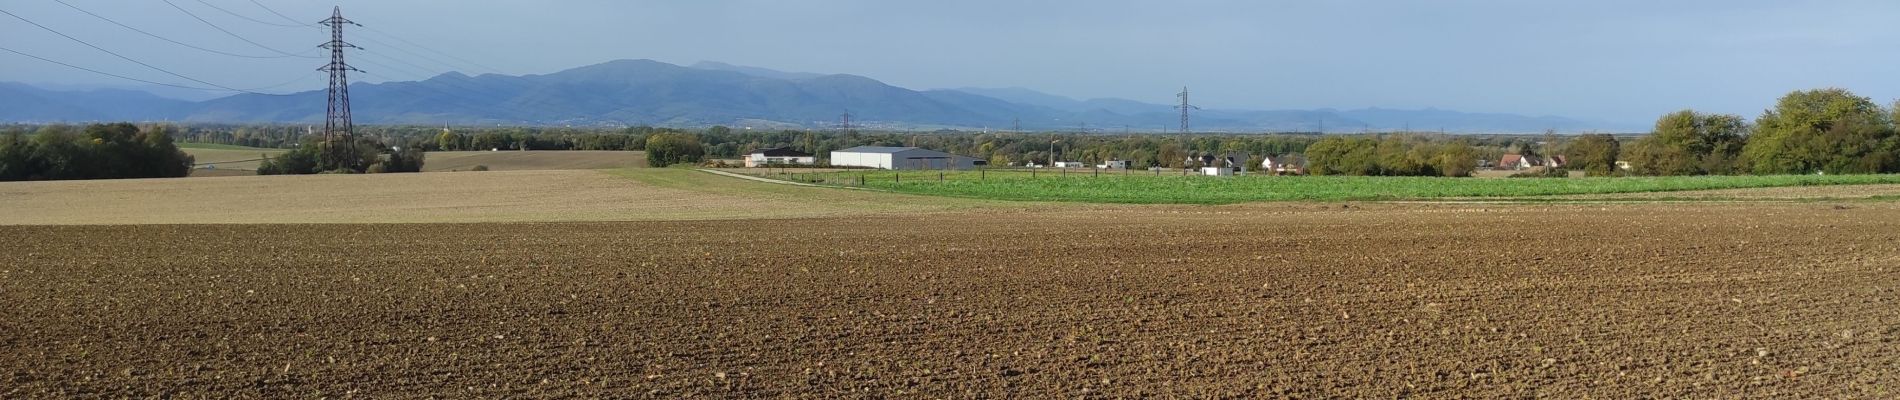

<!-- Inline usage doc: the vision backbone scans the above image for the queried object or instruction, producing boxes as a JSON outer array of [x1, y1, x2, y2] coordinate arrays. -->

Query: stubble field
[[4, 199, 1898, 397]]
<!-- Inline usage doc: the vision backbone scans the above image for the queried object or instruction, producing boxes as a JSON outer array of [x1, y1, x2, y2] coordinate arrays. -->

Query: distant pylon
[[318, 7, 362, 170], [839, 110, 853, 133], [1176, 86, 1200, 134], [1012, 116, 1021, 133]]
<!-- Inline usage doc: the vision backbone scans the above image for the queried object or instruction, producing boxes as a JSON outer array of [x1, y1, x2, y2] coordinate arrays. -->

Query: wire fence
[[736, 166, 1250, 187]]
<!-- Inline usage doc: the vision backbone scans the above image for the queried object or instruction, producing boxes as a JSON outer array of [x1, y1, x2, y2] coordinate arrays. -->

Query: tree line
[[1590, 88, 1900, 176], [0, 123, 194, 181]]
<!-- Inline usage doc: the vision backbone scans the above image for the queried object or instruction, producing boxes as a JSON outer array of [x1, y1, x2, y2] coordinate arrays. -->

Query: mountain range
[[1, 59, 1634, 133]]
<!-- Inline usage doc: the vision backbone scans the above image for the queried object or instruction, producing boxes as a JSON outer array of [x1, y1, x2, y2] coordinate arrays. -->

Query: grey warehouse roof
[[835, 146, 923, 154]]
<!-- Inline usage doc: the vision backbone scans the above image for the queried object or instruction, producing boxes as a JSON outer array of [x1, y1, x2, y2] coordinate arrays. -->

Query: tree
[[1305, 137, 1378, 176], [1743, 88, 1896, 174], [378, 146, 426, 173], [1429, 141, 1479, 177], [435, 130, 465, 151], [1627, 110, 1746, 176], [645, 133, 705, 167], [1564, 134, 1620, 176]]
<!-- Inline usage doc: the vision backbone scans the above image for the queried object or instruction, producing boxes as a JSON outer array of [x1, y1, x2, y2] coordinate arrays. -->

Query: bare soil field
[[422, 151, 645, 172], [0, 169, 1015, 225], [1548, 183, 1900, 201], [3, 202, 1897, 397]]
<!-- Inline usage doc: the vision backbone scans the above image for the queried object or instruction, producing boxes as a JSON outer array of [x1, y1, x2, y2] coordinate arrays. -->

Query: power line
[[159, 0, 320, 59], [357, 25, 509, 75], [48, 0, 304, 59], [0, 45, 222, 91], [0, 8, 272, 93], [244, 0, 310, 26], [192, 0, 309, 28]]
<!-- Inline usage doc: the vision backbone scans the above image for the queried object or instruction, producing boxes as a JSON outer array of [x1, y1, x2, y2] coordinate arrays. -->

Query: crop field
[[2, 200, 1898, 397], [422, 150, 645, 172], [777, 169, 1900, 203], [180, 145, 287, 175]]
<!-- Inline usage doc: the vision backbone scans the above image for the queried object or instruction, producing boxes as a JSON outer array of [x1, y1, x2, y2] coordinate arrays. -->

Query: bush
[[470, 165, 489, 171]]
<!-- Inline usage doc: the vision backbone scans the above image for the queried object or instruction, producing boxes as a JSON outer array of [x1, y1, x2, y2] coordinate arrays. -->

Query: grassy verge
[[769, 169, 1900, 204]]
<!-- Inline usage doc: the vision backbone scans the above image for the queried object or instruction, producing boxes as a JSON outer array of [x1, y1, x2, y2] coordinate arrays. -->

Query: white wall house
[[830, 146, 985, 170], [745, 147, 816, 167]]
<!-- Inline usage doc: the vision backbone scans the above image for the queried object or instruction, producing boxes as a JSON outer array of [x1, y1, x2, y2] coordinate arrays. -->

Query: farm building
[[1098, 160, 1131, 170], [744, 147, 816, 167], [1498, 154, 1567, 171], [830, 146, 985, 170]]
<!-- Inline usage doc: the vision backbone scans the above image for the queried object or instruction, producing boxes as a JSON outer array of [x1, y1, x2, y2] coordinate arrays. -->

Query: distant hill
[[0, 82, 196, 123], [687, 61, 826, 81], [2, 60, 1627, 132]]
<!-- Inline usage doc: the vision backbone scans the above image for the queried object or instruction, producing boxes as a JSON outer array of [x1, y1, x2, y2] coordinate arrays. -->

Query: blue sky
[[5, 0, 1900, 126]]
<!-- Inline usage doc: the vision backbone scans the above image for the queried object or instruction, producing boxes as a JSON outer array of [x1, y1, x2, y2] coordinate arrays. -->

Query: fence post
[[895, 173, 900, 184], [1094, 167, 1099, 178], [939, 172, 944, 182], [981, 169, 986, 180]]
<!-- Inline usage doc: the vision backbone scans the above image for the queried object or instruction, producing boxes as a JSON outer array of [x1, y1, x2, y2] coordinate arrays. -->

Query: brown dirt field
[[1548, 183, 1900, 200], [423, 151, 646, 172], [0, 169, 1016, 225], [3, 202, 1897, 397]]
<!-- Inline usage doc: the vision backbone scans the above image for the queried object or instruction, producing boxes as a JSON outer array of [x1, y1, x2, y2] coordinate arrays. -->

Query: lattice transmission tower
[[318, 7, 363, 170], [1176, 86, 1200, 134]]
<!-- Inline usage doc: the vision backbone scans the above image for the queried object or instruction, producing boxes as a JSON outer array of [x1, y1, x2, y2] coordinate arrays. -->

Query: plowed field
[[4, 202, 1897, 398]]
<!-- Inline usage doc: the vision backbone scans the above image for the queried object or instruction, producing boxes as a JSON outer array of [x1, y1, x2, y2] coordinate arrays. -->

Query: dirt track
[[3, 203, 1898, 397]]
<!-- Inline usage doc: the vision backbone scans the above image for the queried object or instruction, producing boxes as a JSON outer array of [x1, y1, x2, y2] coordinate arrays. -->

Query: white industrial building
[[744, 147, 816, 167], [829, 146, 985, 170]]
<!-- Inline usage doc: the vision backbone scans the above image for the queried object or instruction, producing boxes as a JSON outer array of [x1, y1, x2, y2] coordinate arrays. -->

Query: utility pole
[[1175, 86, 1200, 134], [318, 6, 362, 171]]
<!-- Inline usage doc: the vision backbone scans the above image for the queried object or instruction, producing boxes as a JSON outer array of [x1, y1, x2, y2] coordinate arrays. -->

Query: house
[[1098, 160, 1130, 170], [1498, 154, 1568, 171], [744, 147, 816, 167], [830, 146, 986, 170], [1198, 152, 1250, 176], [1260, 154, 1306, 175]]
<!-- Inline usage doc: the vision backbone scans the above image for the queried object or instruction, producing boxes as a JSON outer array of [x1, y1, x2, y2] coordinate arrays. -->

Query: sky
[[5, 0, 1900, 126]]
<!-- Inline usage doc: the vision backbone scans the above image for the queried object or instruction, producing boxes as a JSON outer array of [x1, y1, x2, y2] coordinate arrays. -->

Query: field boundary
[[697, 168, 892, 192]]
